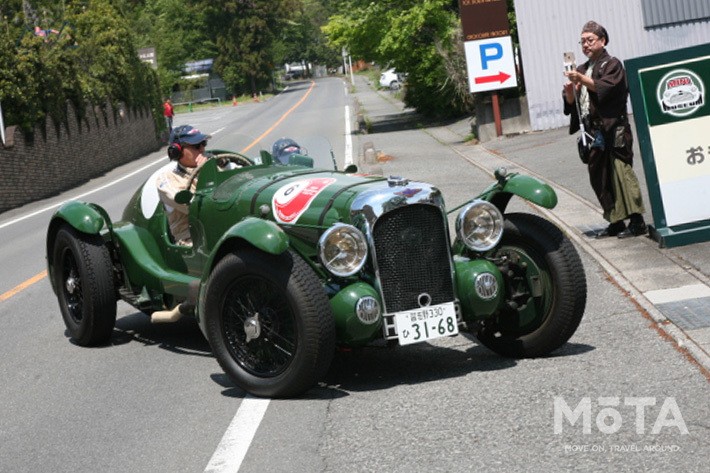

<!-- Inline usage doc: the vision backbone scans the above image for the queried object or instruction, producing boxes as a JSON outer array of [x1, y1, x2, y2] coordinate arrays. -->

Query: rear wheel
[[203, 249, 335, 398], [52, 225, 117, 346], [476, 213, 586, 357]]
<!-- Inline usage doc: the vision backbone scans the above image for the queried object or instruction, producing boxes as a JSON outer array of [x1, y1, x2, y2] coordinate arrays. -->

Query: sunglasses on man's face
[[188, 141, 207, 149]]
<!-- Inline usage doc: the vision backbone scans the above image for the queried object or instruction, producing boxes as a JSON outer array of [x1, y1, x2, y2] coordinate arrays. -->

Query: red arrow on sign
[[474, 71, 511, 84]]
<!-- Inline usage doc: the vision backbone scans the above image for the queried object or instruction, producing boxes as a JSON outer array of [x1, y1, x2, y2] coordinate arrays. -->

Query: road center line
[[0, 270, 48, 302]]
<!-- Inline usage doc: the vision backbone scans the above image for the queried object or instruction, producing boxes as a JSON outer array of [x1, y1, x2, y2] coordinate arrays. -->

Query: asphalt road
[[0, 76, 707, 473]]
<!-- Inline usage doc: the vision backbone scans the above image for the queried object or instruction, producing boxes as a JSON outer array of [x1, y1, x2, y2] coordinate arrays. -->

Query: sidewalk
[[349, 74, 710, 375]]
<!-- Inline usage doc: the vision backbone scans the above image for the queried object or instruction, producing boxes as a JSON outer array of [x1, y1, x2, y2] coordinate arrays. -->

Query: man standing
[[563, 21, 647, 238], [163, 97, 175, 134]]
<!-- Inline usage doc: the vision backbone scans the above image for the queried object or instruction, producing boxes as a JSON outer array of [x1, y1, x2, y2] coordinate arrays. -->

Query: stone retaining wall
[[0, 102, 162, 214]]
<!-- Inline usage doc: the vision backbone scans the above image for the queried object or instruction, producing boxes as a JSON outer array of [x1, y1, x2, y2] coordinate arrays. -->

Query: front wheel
[[203, 249, 335, 398], [52, 225, 117, 346], [476, 213, 586, 357]]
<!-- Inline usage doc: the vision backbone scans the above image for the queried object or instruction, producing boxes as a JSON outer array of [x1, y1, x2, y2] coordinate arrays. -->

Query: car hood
[[211, 167, 444, 229]]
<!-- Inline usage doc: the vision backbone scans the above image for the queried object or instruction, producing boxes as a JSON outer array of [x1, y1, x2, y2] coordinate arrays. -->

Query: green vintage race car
[[46, 140, 587, 398]]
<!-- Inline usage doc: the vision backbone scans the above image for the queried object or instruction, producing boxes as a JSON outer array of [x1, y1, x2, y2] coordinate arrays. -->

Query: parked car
[[379, 68, 403, 90], [46, 138, 587, 398]]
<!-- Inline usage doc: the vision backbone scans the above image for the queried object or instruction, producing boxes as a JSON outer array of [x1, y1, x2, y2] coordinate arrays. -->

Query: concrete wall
[[0, 102, 162, 214], [475, 95, 531, 142]]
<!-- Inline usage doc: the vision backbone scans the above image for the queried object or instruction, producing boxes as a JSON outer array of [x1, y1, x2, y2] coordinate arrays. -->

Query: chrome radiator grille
[[372, 204, 455, 314]]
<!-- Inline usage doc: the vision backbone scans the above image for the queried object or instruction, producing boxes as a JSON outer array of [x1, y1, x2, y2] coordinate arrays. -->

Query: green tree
[[323, 0, 470, 117], [196, 0, 301, 95], [0, 0, 163, 134], [274, 0, 341, 73]]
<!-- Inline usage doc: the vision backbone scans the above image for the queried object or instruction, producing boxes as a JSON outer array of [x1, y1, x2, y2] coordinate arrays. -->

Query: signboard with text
[[626, 43, 710, 247], [459, 0, 516, 94], [459, 0, 509, 41]]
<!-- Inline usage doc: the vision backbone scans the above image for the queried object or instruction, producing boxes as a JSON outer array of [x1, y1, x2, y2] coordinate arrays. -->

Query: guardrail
[[173, 97, 222, 106]]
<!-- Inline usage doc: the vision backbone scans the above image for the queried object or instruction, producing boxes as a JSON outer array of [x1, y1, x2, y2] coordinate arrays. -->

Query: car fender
[[482, 172, 558, 212], [205, 217, 290, 273], [46, 201, 110, 294], [49, 200, 106, 235]]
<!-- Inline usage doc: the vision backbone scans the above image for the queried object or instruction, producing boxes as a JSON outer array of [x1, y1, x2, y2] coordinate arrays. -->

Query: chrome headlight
[[318, 224, 368, 277], [456, 200, 504, 252]]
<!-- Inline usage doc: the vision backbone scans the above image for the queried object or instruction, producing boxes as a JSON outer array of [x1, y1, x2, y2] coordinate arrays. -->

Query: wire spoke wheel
[[51, 225, 117, 346], [204, 249, 335, 398], [222, 275, 297, 377]]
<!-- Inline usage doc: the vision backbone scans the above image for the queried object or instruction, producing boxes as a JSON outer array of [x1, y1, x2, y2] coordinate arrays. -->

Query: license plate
[[392, 302, 458, 346]]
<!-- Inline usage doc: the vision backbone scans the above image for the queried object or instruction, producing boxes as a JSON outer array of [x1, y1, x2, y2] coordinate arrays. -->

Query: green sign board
[[626, 43, 710, 247]]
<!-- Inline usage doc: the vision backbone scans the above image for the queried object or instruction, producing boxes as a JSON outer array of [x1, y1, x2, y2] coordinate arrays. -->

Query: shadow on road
[[107, 311, 213, 357]]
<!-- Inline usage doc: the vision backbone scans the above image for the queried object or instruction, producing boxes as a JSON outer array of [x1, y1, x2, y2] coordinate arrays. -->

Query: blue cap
[[170, 125, 211, 145]]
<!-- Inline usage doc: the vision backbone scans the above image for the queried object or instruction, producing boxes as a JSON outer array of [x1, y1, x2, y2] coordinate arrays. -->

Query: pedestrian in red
[[163, 98, 175, 133]]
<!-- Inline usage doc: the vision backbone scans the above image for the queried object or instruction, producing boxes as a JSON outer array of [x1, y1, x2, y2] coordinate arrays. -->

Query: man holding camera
[[563, 21, 647, 239]]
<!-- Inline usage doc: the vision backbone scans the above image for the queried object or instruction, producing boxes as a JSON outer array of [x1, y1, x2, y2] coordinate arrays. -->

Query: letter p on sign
[[464, 36, 518, 93]]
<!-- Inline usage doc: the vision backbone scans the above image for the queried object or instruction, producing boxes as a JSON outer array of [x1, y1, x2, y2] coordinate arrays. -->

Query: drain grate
[[655, 297, 710, 330]]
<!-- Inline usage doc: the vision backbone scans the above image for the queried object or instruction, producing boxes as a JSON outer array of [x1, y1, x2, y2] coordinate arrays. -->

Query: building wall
[[0, 103, 162, 214], [514, 0, 710, 130]]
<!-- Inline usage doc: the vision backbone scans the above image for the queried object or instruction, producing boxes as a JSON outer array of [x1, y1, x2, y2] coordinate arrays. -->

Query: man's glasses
[[189, 141, 207, 149], [579, 37, 598, 46]]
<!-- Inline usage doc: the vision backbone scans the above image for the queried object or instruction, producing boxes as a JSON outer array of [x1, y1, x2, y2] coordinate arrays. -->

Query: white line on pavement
[[345, 105, 353, 167], [644, 283, 710, 304], [0, 156, 166, 231], [204, 395, 271, 473]]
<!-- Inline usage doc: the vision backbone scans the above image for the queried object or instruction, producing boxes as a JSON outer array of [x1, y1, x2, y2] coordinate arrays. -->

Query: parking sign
[[464, 36, 518, 93]]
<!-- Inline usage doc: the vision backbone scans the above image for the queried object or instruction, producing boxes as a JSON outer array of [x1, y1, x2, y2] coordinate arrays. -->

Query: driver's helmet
[[272, 137, 302, 164]]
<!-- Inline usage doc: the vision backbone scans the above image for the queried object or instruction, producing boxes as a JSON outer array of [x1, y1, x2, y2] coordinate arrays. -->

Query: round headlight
[[318, 224, 368, 277], [456, 200, 504, 252]]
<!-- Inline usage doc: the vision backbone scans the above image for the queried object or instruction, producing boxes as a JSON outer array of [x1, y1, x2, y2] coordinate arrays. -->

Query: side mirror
[[174, 189, 193, 205]]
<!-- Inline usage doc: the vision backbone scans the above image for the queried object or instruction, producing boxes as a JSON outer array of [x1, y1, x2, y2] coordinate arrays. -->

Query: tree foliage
[[0, 0, 162, 134], [323, 0, 521, 118], [323, 0, 473, 118]]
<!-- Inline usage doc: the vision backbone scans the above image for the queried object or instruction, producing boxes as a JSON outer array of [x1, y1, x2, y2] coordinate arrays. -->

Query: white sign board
[[464, 36, 517, 93]]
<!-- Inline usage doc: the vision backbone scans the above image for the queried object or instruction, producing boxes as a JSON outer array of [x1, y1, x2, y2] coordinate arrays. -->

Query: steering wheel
[[213, 152, 254, 168], [186, 153, 255, 191]]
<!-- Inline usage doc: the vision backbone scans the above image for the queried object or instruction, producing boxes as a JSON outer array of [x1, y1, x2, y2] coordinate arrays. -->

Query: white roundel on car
[[272, 177, 336, 223], [141, 162, 175, 219]]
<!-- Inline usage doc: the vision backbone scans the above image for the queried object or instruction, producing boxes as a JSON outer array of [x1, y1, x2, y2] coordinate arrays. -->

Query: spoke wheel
[[204, 249, 335, 398], [52, 225, 117, 346], [222, 275, 297, 377]]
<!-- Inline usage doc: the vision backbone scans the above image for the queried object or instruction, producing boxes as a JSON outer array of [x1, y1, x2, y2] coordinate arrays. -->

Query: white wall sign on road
[[464, 35, 518, 93]]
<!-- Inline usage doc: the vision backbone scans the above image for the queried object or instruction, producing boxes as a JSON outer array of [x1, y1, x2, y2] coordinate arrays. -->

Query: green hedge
[[0, 0, 163, 137]]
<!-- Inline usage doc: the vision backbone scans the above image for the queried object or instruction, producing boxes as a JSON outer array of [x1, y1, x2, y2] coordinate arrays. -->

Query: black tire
[[476, 213, 586, 358], [203, 249, 335, 398], [52, 225, 117, 346]]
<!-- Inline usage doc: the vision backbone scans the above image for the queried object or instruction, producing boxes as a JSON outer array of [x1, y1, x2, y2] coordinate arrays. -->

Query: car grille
[[372, 204, 455, 317]]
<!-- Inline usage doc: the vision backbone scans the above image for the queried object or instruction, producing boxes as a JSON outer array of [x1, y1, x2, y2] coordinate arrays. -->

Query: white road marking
[[0, 156, 166, 230], [344, 105, 353, 167], [204, 395, 271, 473], [644, 283, 710, 304], [0, 125, 234, 231]]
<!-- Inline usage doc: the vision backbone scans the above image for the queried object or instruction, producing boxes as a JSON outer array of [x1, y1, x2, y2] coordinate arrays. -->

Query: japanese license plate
[[392, 302, 458, 346]]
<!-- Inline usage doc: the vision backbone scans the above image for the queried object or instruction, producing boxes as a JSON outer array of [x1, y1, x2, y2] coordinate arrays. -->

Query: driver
[[157, 124, 210, 246]]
